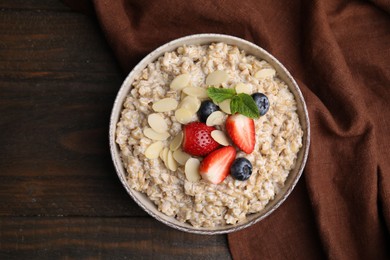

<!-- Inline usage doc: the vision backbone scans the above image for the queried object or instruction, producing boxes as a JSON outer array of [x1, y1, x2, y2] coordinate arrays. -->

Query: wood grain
[[0, 1, 231, 258], [0, 217, 232, 259], [0, 4, 139, 216], [0, 0, 70, 10]]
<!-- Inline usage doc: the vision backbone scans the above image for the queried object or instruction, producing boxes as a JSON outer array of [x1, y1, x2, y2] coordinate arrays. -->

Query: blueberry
[[251, 93, 269, 116], [230, 157, 252, 181], [197, 100, 219, 123]]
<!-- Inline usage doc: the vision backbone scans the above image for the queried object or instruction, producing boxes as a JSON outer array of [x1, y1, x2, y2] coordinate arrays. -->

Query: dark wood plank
[[0, 217, 232, 259], [0, 2, 231, 259], [0, 0, 70, 10], [0, 7, 146, 216], [0, 11, 120, 80]]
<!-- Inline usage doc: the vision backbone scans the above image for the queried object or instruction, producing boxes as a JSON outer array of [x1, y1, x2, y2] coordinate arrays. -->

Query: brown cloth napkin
[[64, 0, 390, 258]]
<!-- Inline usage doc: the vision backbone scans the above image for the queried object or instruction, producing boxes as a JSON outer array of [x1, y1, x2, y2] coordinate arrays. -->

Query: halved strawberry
[[182, 122, 220, 156], [225, 114, 255, 154], [199, 146, 236, 184]]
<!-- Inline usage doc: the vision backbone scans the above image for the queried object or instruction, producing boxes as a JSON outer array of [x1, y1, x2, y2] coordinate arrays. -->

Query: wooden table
[[0, 1, 232, 258]]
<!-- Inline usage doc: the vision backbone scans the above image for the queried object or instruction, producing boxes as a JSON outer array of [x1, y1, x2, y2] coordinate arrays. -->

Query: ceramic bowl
[[109, 34, 310, 234]]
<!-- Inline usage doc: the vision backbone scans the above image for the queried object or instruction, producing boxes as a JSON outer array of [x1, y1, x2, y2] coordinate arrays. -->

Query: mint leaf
[[230, 94, 260, 119], [207, 86, 260, 118], [236, 93, 260, 118], [207, 87, 236, 103], [230, 95, 240, 114]]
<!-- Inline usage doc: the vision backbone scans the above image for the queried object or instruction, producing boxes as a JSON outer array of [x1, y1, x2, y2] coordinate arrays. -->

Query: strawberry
[[225, 114, 255, 154], [199, 146, 236, 184], [182, 122, 220, 156]]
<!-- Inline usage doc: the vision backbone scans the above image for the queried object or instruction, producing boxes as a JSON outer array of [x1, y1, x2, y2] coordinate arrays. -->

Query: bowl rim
[[109, 33, 310, 235]]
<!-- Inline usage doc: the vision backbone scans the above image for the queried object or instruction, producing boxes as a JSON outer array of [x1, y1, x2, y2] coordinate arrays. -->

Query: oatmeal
[[116, 42, 303, 227]]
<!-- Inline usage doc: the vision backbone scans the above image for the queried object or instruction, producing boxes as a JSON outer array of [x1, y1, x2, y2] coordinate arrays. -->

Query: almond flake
[[211, 130, 230, 146], [143, 127, 170, 141], [180, 91, 187, 101], [179, 96, 201, 114], [152, 98, 178, 112], [161, 147, 170, 168], [169, 131, 183, 151], [159, 147, 166, 160], [185, 158, 201, 182], [206, 70, 228, 86], [219, 99, 231, 114], [170, 74, 190, 90], [183, 87, 208, 99], [175, 108, 193, 124], [145, 141, 164, 159], [206, 111, 225, 126], [235, 83, 252, 94], [167, 150, 178, 171], [254, 68, 276, 79], [173, 149, 191, 165], [148, 113, 168, 133]]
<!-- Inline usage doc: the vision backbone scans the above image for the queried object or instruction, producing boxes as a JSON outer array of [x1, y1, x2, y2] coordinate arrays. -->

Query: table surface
[[0, 1, 232, 258]]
